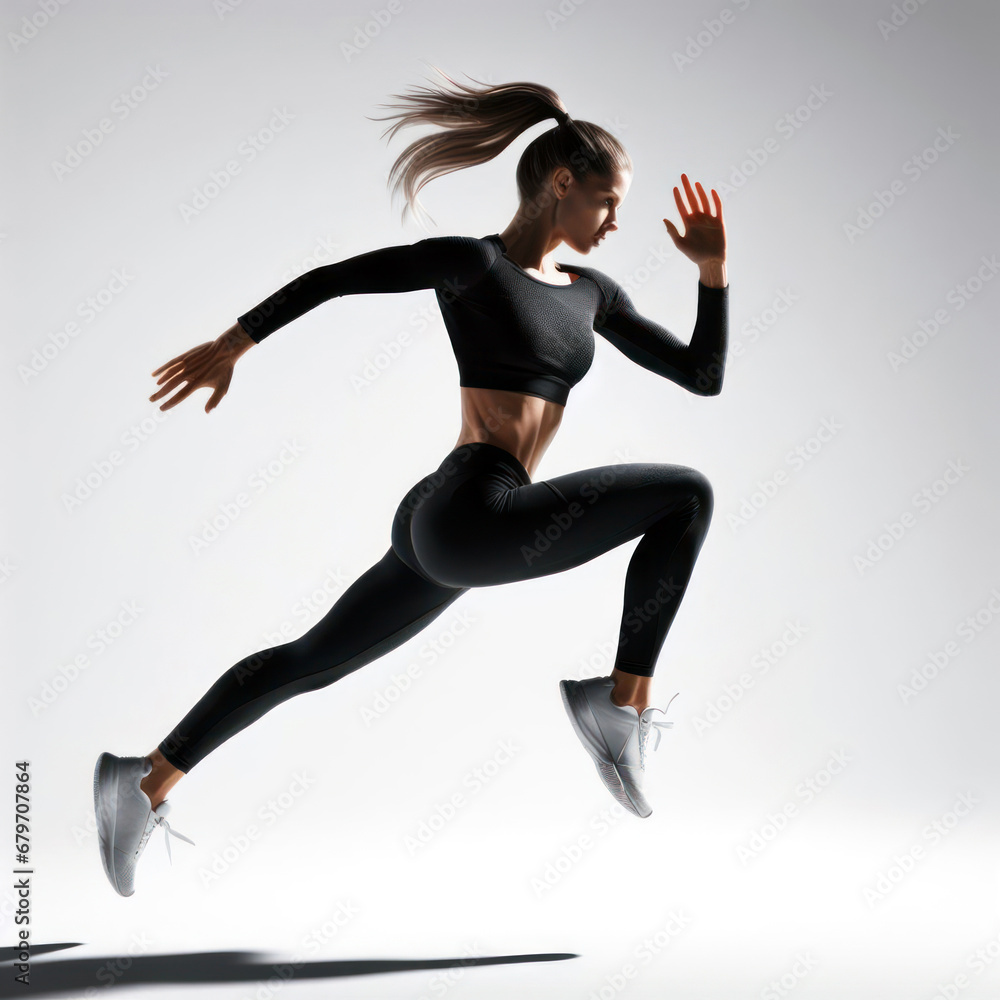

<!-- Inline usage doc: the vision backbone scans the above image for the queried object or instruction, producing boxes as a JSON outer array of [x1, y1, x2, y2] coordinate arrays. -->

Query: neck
[[496, 220, 563, 272]]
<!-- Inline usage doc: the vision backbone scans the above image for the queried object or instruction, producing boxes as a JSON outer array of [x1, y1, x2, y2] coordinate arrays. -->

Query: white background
[[3, 0, 999, 997]]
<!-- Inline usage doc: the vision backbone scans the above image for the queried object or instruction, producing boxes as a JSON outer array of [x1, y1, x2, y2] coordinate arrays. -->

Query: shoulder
[[560, 262, 625, 307], [413, 233, 501, 272]]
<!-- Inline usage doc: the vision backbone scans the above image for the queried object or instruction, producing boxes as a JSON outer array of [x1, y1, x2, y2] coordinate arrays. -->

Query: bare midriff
[[451, 265, 579, 479], [453, 386, 565, 480]]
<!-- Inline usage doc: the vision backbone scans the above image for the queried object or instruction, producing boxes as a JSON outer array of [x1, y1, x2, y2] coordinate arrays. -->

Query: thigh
[[412, 461, 712, 588], [289, 546, 467, 669]]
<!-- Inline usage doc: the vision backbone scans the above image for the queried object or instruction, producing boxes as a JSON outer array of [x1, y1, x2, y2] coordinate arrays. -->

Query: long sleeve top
[[236, 232, 728, 406]]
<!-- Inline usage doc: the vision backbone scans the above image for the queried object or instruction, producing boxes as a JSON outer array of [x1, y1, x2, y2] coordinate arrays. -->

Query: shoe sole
[[93, 753, 134, 897], [559, 680, 649, 818]]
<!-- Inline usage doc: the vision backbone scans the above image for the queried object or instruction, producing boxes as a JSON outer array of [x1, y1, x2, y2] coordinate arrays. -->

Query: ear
[[551, 166, 574, 200]]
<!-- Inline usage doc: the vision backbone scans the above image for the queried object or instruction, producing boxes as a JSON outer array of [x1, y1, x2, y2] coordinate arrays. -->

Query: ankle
[[609, 669, 651, 714], [138, 777, 162, 810], [139, 751, 183, 811], [609, 692, 649, 715]]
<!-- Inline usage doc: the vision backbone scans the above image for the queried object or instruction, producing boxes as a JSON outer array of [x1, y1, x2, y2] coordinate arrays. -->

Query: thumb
[[205, 387, 225, 413], [206, 368, 232, 413], [663, 218, 681, 245]]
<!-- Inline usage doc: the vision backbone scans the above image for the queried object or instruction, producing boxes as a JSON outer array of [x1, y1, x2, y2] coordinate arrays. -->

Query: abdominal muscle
[[453, 386, 564, 480], [451, 268, 578, 478]]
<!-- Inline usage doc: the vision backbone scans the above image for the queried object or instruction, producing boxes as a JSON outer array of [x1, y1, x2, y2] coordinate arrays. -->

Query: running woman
[[93, 72, 728, 896]]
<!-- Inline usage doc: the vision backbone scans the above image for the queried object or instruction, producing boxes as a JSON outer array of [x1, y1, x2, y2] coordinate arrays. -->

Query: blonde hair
[[368, 67, 633, 226]]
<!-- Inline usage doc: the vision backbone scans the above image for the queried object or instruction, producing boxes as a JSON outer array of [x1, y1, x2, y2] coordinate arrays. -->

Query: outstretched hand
[[662, 173, 726, 265], [150, 339, 237, 413]]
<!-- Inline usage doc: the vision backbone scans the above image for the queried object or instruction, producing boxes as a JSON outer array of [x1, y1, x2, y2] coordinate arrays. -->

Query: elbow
[[702, 371, 724, 396], [689, 366, 725, 396], [691, 381, 722, 397]]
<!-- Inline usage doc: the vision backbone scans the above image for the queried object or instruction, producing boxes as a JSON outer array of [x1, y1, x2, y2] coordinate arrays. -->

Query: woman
[[93, 72, 728, 896]]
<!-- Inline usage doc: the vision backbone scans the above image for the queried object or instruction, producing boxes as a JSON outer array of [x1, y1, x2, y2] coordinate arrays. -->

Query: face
[[552, 167, 632, 254]]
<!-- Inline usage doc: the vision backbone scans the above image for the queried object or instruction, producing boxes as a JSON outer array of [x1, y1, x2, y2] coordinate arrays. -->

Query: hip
[[390, 442, 532, 581]]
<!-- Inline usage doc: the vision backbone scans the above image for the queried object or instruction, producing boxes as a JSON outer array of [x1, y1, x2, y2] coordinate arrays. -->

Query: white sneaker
[[559, 676, 678, 818], [93, 752, 195, 896]]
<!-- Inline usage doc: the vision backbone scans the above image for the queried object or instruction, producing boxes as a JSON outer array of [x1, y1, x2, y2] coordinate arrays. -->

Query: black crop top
[[236, 233, 728, 406]]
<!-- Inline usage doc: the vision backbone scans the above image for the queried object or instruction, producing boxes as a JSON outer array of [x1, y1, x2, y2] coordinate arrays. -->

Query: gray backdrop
[[4, 0, 998, 997]]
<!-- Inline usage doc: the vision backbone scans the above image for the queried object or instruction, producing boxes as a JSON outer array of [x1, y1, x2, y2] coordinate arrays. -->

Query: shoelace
[[637, 692, 679, 771], [135, 805, 196, 865]]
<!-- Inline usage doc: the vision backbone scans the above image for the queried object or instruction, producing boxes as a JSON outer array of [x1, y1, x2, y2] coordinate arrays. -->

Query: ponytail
[[368, 67, 632, 226]]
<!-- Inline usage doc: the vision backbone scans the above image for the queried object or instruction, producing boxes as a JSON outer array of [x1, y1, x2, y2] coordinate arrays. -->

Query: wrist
[[217, 322, 256, 357], [698, 259, 727, 288]]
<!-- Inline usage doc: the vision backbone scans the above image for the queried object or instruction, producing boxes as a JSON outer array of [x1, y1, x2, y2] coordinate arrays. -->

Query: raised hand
[[662, 173, 726, 266]]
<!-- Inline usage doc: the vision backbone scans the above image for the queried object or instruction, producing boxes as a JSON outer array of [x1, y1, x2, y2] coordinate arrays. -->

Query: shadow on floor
[[0, 944, 578, 997]]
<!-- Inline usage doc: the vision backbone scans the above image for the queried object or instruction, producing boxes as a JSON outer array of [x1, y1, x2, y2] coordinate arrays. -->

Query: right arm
[[150, 236, 489, 412], [149, 321, 255, 413], [236, 236, 489, 343]]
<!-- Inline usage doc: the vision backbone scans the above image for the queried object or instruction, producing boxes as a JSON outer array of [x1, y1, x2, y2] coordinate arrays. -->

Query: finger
[[154, 359, 205, 387], [154, 389, 183, 412], [153, 362, 187, 386], [150, 375, 187, 401], [681, 173, 698, 213], [151, 356, 185, 378], [150, 371, 198, 402], [205, 386, 225, 413], [673, 185, 688, 222], [694, 181, 710, 215], [151, 343, 212, 377], [206, 369, 232, 412], [712, 188, 724, 222], [157, 381, 201, 412], [152, 351, 207, 379]]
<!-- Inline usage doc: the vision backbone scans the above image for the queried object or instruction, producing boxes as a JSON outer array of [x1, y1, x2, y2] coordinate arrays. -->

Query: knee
[[257, 636, 337, 693], [241, 635, 321, 679], [685, 468, 714, 523], [231, 640, 295, 683]]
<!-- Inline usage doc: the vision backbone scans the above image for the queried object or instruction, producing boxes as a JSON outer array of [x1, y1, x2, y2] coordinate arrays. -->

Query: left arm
[[595, 275, 728, 396], [595, 173, 729, 396]]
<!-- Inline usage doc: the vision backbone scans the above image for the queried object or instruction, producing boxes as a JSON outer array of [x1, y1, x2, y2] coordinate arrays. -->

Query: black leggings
[[158, 442, 713, 772]]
